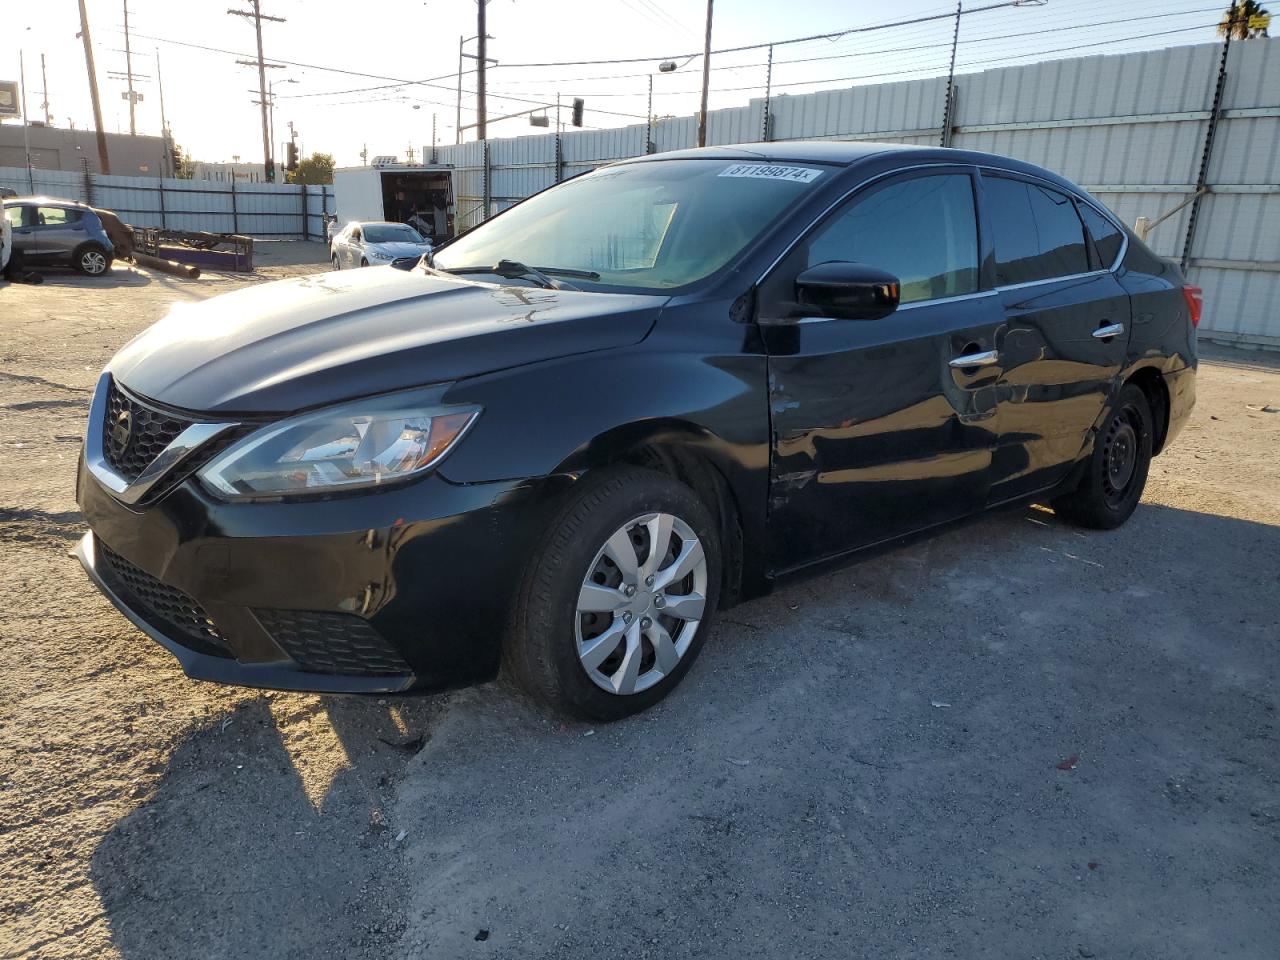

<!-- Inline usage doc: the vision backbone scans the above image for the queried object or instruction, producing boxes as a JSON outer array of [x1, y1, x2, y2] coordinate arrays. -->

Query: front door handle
[[949, 349, 1000, 369], [1092, 322, 1125, 339]]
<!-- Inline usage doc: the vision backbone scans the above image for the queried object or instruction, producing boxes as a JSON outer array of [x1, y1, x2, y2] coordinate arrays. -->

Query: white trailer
[[331, 163, 455, 245]]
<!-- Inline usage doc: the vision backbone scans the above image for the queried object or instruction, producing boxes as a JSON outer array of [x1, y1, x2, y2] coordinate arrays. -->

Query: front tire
[[74, 244, 112, 276], [360, 257, 369, 268], [1052, 383, 1153, 529], [506, 467, 721, 721], [331, 254, 340, 270]]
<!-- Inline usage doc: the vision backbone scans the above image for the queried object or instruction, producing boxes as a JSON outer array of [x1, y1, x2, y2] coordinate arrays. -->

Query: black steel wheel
[[1052, 382, 1154, 529]]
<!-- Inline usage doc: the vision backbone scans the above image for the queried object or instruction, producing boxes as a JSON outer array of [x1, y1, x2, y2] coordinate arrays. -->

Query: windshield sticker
[[718, 163, 823, 184]]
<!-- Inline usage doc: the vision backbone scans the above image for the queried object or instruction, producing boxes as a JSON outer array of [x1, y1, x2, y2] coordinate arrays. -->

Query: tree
[[286, 152, 335, 185], [1218, 1, 1271, 39]]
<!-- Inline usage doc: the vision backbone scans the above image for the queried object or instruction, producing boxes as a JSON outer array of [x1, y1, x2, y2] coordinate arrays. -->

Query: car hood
[[366, 240, 432, 259], [110, 266, 666, 414]]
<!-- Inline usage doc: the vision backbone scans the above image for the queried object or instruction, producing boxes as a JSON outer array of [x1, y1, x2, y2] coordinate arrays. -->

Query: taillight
[[1182, 285, 1203, 328]]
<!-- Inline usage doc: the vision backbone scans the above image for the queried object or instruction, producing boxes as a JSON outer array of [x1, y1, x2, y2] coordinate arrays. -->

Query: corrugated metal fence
[[0, 164, 335, 240], [436, 39, 1280, 349], [4, 39, 1276, 345]]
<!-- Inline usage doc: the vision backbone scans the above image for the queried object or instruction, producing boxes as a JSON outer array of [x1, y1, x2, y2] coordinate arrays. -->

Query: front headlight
[[197, 389, 479, 500]]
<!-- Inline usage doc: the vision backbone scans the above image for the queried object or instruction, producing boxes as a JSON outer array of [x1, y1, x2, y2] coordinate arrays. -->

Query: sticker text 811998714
[[718, 164, 823, 184]]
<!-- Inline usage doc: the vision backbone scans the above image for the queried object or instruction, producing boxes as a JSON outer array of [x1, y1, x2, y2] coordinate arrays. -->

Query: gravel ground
[[1, 247, 1277, 960]]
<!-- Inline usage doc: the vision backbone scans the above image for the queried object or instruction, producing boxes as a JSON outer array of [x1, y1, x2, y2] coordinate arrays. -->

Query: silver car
[[2, 197, 115, 275], [330, 221, 432, 269]]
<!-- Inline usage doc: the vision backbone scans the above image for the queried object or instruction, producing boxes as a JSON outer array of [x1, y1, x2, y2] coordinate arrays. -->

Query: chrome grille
[[103, 380, 193, 482]]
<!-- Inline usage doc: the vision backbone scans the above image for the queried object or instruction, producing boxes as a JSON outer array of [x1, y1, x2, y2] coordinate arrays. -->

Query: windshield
[[365, 224, 425, 244], [433, 158, 831, 291]]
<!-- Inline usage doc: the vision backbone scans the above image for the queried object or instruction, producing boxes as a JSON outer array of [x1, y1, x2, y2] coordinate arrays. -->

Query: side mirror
[[794, 261, 900, 321]]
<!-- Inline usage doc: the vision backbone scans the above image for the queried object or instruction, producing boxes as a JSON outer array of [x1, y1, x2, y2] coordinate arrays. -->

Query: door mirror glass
[[795, 261, 900, 321]]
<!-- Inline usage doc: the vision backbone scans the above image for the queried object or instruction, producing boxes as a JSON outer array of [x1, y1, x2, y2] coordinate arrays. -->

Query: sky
[[2, 0, 1235, 168]]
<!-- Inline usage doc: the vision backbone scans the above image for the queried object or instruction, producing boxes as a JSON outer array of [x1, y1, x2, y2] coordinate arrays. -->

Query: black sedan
[[75, 142, 1198, 720]]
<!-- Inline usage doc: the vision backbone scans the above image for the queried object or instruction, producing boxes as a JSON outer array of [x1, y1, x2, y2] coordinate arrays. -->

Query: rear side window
[[1078, 203, 1124, 268], [36, 207, 83, 227], [3, 205, 23, 227], [984, 176, 1089, 285], [805, 173, 979, 304]]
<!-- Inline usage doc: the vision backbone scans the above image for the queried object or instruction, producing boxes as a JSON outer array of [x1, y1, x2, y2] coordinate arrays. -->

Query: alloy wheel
[[575, 512, 708, 696], [82, 250, 108, 275]]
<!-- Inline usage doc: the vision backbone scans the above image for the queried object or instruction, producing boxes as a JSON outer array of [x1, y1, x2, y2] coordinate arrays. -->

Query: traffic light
[[286, 141, 299, 172], [571, 98, 584, 128], [265, 157, 276, 182]]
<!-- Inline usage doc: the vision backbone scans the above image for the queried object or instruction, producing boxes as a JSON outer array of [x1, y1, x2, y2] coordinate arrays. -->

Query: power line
[[481, 4, 1222, 89], [594, 20, 1221, 99], [487, 0, 1029, 68]]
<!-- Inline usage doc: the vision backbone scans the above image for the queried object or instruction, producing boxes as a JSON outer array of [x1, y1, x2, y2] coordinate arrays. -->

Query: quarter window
[[984, 177, 1089, 285], [3, 205, 22, 227], [803, 173, 979, 304], [1078, 202, 1124, 268]]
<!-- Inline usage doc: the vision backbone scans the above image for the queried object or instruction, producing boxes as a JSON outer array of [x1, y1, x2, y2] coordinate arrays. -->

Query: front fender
[[437, 342, 772, 589]]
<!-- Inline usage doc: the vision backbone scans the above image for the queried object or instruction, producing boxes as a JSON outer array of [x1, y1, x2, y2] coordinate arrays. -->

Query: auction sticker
[[718, 163, 823, 183]]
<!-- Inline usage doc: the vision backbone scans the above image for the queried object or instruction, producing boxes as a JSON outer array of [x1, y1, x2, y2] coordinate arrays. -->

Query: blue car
[[2, 197, 115, 275]]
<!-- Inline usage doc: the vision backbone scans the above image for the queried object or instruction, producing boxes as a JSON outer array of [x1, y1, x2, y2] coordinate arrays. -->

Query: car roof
[[614, 141, 1084, 193], [2, 195, 91, 208]]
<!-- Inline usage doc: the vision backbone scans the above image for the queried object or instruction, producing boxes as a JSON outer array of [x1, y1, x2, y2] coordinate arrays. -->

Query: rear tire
[[73, 244, 112, 276], [1052, 382, 1153, 529], [505, 466, 721, 721]]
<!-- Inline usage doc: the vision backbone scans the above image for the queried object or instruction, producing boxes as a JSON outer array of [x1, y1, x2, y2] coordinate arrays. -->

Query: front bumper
[[76, 455, 558, 694]]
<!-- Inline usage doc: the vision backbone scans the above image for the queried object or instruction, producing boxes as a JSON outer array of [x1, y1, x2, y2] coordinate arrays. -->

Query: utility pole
[[456, 36, 464, 145], [646, 77, 654, 151], [122, 1, 137, 135], [156, 47, 172, 175], [431, 113, 438, 163], [77, 0, 111, 173], [940, 1, 961, 147], [761, 44, 773, 142], [229, 0, 285, 182], [477, 1, 488, 141], [19, 52, 33, 192], [40, 54, 51, 125], [697, 0, 714, 148]]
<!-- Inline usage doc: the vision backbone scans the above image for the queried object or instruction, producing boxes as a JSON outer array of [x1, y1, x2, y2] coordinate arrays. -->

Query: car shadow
[[88, 692, 443, 960], [29, 265, 154, 288], [88, 501, 1280, 959]]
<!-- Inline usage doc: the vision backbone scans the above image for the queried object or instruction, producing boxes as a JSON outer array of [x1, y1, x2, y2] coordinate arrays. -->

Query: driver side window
[[803, 172, 979, 304]]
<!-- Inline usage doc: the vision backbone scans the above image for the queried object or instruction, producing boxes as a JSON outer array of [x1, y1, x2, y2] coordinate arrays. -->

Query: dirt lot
[[1, 246, 1278, 960]]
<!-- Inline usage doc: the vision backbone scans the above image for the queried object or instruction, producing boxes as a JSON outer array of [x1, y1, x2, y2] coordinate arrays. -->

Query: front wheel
[[1052, 382, 1153, 529], [360, 257, 369, 268], [331, 254, 340, 270], [74, 244, 112, 276], [506, 467, 721, 721]]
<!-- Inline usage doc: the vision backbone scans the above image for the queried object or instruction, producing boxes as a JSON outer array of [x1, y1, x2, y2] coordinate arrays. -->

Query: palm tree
[[1217, 1, 1271, 39]]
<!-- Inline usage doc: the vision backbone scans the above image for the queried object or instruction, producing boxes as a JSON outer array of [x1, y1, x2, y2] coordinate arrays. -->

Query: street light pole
[[697, 0, 714, 147]]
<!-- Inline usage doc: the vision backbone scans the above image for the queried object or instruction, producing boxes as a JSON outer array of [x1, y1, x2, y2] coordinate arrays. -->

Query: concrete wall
[[0, 123, 169, 177]]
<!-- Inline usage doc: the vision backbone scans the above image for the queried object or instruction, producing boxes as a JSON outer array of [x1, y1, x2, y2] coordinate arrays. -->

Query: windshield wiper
[[537, 266, 601, 281], [441, 260, 558, 289], [434, 260, 601, 289]]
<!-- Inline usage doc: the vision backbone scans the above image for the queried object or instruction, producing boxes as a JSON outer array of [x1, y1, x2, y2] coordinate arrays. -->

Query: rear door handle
[[949, 349, 1000, 369], [1092, 322, 1125, 339]]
